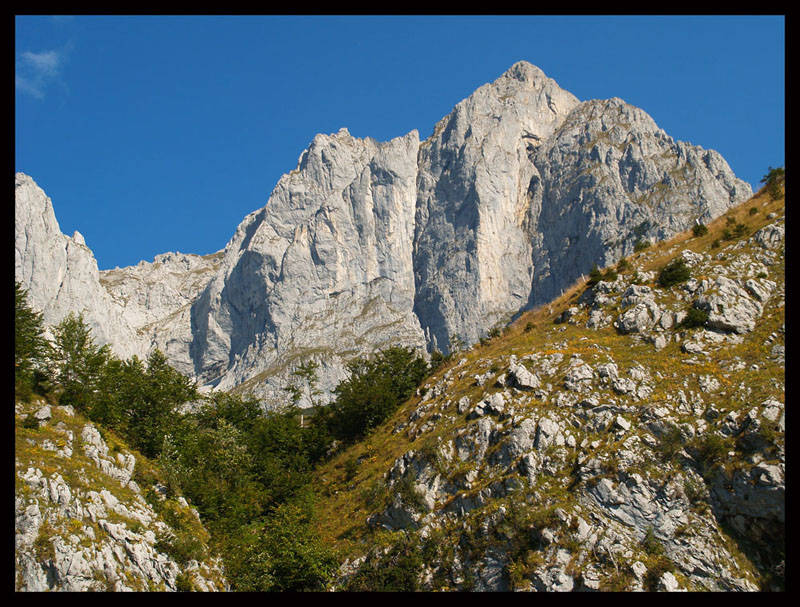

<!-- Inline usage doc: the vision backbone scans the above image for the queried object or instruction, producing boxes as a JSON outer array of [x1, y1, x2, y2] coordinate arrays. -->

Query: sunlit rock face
[[16, 61, 751, 406], [14, 173, 144, 360]]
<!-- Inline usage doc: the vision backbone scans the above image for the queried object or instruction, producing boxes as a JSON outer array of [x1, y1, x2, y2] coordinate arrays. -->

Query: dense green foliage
[[343, 534, 424, 591], [48, 312, 112, 412], [320, 346, 429, 445], [633, 239, 650, 252], [692, 222, 709, 237], [679, 306, 709, 329], [657, 258, 691, 288], [15, 306, 437, 591], [14, 283, 49, 399]]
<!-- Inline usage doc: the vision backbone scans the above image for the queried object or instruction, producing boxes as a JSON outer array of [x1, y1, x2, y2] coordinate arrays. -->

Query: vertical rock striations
[[14, 173, 144, 360], [189, 128, 427, 405], [15, 61, 753, 405]]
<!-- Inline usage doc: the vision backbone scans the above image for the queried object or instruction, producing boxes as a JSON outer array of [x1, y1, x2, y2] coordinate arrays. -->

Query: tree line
[[15, 282, 439, 590]]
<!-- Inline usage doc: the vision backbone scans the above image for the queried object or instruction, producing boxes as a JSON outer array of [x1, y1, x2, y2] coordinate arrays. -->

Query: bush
[[641, 526, 663, 556], [587, 264, 603, 286], [524, 321, 535, 333], [679, 306, 709, 329], [21, 415, 39, 430], [428, 349, 447, 372], [692, 223, 709, 237], [749, 207, 758, 216], [658, 258, 691, 288], [344, 535, 423, 591], [48, 313, 111, 412], [175, 572, 193, 592], [733, 223, 749, 238], [633, 239, 650, 252], [223, 495, 337, 591], [693, 434, 729, 473], [711, 239, 721, 248], [655, 425, 684, 461], [617, 257, 631, 272]]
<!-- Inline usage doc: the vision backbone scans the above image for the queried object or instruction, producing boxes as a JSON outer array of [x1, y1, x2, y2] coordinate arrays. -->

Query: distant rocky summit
[[15, 61, 752, 407]]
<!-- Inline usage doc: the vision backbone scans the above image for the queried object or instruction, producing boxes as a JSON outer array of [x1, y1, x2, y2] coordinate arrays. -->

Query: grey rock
[[752, 223, 784, 250], [695, 276, 767, 334], [16, 60, 752, 405]]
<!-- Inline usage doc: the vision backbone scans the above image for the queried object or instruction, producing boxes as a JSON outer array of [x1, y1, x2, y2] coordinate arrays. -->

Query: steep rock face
[[16, 61, 753, 405], [14, 174, 144, 360], [189, 128, 427, 405], [413, 61, 581, 351], [526, 98, 752, 306], [100, 252, 223, 377]]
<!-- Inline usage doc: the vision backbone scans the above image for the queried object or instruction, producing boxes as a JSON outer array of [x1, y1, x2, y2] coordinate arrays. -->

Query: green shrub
[[642, 526, 663, 556], [693, 434, 729, 473], [524, 321, 535, 333], [658, 258, 691, 288], [692, 223, 709, 237], [323, 347, 428, 445], [428, 349, 447, 372], [175, 572, 193, 592], [749, 207, 758, 216], [655, 425, 684, 461], [603, 268, 618, 281], [761, 166, 785, 200], [155, 526, 207, 566], [633, 239, 650, 252], [344, 457, 359, 481], [711, 239, 721, 249], [721, 228, 733, 240], [344, 535, 423, 591], [15, 282, 50, 400], [21, 415, 39, 430], [617, 257, 631, 272], [587, 264, 603, 285], [679, 306, 709, 329], [733, 223, 749, 237], [725, 215, 736, 225]]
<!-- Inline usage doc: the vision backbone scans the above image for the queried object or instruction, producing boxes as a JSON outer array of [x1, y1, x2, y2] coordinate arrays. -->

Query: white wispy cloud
[[16, 48, 67, 99]]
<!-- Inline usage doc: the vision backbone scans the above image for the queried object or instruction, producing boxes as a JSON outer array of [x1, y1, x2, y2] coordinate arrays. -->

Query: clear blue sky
[[16, 15, 785, 270]]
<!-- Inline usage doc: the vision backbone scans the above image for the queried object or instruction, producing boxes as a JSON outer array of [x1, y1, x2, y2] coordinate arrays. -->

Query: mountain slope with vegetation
[[15, 172, 784, 592], [310, 179, 785, 591]]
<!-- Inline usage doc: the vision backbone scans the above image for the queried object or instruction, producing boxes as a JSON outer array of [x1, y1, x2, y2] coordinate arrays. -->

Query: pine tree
[[48, 312, 110, 411], [15, 282, 49, 399]]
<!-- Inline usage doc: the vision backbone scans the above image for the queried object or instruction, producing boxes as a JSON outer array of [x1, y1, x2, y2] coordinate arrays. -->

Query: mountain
[[15, 61, 752, 407], [313, 187, 785, 591]]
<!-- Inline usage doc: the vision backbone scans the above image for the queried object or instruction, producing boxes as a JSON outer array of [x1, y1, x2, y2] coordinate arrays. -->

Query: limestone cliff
[[15, 61, 752, 406]]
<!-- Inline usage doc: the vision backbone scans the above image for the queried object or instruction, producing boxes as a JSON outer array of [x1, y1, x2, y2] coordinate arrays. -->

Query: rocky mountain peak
[[16, 62, 753, 406]]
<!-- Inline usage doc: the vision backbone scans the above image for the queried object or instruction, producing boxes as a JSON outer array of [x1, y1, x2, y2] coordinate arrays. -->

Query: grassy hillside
[[311, 184, 785, 591]]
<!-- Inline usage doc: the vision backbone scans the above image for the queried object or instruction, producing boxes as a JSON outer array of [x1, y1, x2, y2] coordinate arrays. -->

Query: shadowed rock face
[[16, 61, 752, 406]]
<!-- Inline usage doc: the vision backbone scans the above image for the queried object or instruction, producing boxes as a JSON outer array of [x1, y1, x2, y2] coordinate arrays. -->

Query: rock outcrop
[[15, 401, 227, 592]]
